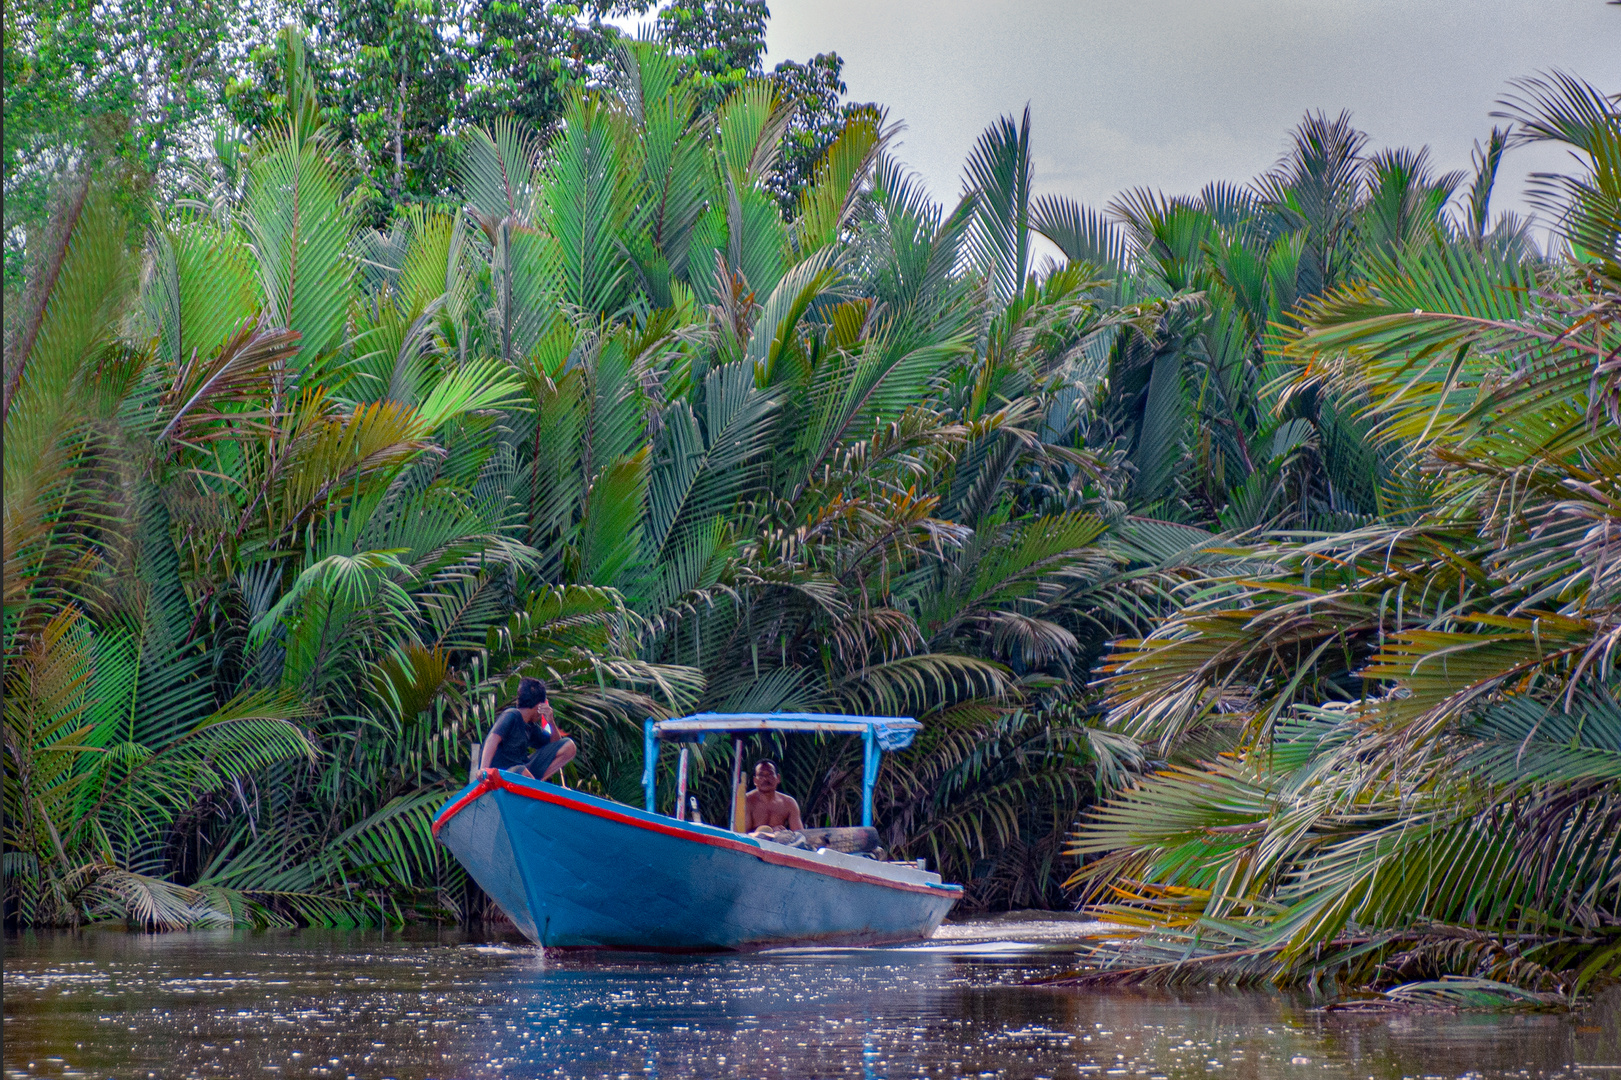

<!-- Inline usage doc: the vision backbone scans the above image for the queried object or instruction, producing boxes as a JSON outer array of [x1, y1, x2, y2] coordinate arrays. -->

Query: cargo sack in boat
[[799, 827, 881, 854], [750, 826, 810, 848]]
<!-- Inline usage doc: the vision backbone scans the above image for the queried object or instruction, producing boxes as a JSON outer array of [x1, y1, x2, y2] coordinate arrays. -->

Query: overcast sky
[[758, 1, 1618, 235]]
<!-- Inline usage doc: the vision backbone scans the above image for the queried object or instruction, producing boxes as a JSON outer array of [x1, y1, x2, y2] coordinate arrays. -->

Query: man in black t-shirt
[[478, 677, 576, 781]]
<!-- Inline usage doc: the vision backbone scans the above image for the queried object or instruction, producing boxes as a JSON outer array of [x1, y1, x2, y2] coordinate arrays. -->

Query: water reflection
[[3, 927, 1616, 1079]]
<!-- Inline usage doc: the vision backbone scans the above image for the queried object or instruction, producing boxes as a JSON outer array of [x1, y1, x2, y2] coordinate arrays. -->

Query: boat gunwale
[[434, 770, 964, 898]]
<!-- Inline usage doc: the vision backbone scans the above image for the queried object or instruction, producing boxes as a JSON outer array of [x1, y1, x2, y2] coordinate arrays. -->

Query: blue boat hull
[[433, 770, 961, 950]]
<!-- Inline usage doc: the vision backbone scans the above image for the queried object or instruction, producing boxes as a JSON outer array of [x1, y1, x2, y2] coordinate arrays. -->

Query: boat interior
[[756, 825, 883, 857], [641, 712, 936, 871]]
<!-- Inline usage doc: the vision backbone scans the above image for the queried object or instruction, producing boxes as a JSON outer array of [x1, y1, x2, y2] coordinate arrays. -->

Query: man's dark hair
[[517, 677, 548, 709], [754, 759, 779, 775]]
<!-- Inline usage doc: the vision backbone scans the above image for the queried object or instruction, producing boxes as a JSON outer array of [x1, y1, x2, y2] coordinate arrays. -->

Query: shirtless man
[[744, 760, 803, 832]]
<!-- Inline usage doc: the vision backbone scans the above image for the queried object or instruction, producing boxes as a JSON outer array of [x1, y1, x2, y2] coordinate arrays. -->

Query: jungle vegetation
[[3, 7, 1617, 1007], [1058, 73, 1621, 1007], [3, 0, 860, 288]]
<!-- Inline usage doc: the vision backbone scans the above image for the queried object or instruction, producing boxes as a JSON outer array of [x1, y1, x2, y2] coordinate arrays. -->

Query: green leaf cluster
[[1065, 73, 1621, 1006]]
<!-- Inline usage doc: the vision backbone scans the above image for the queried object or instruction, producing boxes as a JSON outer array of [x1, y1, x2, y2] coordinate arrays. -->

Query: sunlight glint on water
[[3, 925, 1617, 1079]]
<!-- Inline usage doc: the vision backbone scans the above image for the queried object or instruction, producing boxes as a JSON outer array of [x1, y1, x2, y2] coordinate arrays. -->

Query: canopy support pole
[[861, 726, 878, 828], [642, 719, 656, 812], [729, 738, 745, 832], [675, 746, 690, 821]]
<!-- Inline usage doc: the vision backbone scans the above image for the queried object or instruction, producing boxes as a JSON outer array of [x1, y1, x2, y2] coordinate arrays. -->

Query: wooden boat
[[432, 712, 962, 950]]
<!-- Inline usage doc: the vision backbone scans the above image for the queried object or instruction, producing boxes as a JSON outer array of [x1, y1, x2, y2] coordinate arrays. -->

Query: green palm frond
[[537, 94, 639, 317], [240, 121, 355, 372], [458, 118, 542, 230], [858, 154, 976, 331], [646, 359, 777, 567], [1031, 194, 1131, 276], [3, 188, 136, 621], [743, 248, 842, 385], [76, 864, 232, 930], [614, 41, 709, 282], [962, 107, 1033, 304], [793, 110, 886, 254], [715, 79, 790, 193], [146, 219, 261, 375], [580, 446, 651, 588], [833, 652, 1013, 718], [1457, 684, 1621, 786], [82, 691, 316, 838], [791, 333, 971, 492], [1496, 71, 1621, 265], [415, 357, 525, 428]]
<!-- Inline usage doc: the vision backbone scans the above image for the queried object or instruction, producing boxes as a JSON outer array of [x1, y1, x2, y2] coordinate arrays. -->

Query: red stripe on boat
[[434, 771, 962, 897], [435, 771, 501, 828]]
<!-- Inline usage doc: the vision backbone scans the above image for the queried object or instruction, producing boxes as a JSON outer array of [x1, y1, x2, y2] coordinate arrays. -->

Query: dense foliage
[[1060, 73, 1621, 1007], [3, 34, 1142, 927], [2, 0, 857, 289], [3, 9, 1616, 1008]]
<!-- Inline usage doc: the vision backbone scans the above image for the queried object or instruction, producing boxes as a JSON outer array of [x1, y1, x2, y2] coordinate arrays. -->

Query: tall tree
[[2, 0, 242, 294]]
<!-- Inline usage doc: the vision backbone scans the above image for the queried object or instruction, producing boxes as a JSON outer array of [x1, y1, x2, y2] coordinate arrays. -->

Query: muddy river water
[[4, 918, 1617, 1079]]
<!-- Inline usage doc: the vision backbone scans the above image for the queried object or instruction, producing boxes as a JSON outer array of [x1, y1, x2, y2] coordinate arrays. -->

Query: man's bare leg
[[538, 739, 576, 782]]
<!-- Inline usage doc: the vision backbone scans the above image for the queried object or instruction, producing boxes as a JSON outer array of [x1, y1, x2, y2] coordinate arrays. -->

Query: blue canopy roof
[[651, 712, 922, 751]]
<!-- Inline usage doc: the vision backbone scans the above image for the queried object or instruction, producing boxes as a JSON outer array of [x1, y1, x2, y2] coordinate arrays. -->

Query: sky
[[758, 1, 1619, 239]]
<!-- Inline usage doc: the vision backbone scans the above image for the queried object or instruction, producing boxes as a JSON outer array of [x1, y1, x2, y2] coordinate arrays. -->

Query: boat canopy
[[650, 713, 922, 749], [641, 713, 923, 829]]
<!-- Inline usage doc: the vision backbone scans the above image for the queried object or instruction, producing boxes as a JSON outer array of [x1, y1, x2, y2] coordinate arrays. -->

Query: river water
[[5, 919, 1617, 1080]]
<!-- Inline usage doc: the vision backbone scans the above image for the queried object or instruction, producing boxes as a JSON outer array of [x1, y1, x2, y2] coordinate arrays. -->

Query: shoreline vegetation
[[5, 4, 1618, 1010]]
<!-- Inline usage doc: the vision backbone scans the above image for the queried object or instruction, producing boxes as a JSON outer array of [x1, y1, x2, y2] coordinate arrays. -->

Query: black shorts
[[524, 738, 569, 776]]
